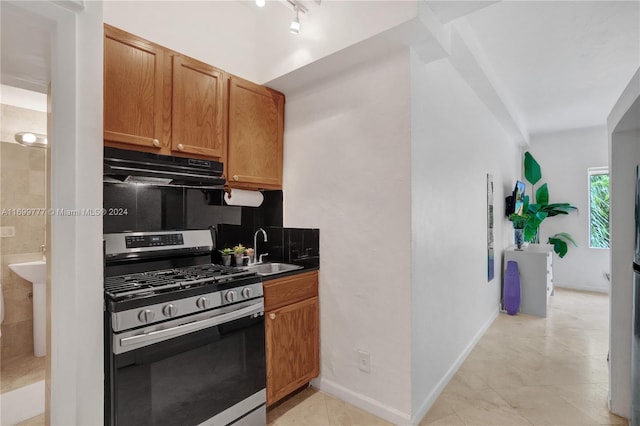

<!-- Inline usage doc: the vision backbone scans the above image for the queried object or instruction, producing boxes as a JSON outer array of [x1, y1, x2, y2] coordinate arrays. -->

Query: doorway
[[0, 4, 52, 424], [0, 1, 103, 424]]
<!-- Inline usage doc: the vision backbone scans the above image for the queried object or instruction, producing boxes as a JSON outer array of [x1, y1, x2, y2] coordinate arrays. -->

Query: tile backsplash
[[103, 185, 244, 233], [282, 228, 320, 266], [104, 185, 284, 242], [217, 225, 319, 268], [103, 184, 318, 268]]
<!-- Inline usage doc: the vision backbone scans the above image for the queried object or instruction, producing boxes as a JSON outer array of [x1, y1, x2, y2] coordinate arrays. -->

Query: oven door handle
[[119, 302, 264, 350]]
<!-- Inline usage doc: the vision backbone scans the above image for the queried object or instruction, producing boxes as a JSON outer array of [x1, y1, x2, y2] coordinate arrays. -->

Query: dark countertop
[[261, 265, 319, 282]]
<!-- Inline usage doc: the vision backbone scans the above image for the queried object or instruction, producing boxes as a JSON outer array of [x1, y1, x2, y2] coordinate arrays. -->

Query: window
[[589, 167, 610, 249]]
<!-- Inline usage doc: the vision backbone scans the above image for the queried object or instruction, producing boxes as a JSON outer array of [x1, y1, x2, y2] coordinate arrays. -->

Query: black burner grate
[[104, 264, 256, 300]]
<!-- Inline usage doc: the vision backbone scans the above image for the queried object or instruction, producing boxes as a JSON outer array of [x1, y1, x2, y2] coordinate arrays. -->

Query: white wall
[[607, 67, 639, 420], [256, 0, 417, 83], [103, 0, 259, 82], [72, 3, 104, 423], [282, 50, 413, 424], [609, 128, 639, 419], [409, 53, 520, 422], [528, 126, 610, 293]]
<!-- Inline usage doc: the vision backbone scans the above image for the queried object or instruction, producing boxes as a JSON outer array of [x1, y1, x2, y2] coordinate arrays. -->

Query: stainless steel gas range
[[104, 229, 266, 426]]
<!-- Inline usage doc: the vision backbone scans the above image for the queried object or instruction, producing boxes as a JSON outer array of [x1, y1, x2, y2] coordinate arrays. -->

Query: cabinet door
[[227, 77, 284, 189], [104, 25, 169, 150], [266, 297, 319, 405], [172, 55, 225, 160]]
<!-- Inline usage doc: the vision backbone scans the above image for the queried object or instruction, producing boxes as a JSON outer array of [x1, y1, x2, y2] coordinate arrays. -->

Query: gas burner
[[104, 273, 180, 299], [149, 269, 206, 282], [105, 264, 257, 300]]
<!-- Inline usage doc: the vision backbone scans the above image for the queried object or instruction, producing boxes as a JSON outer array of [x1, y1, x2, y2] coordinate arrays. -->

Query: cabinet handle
[[269, 313, 276, 320], [152, 139, 160, 147], [177, 144, 184, 151], [233, 175, 239, 181]]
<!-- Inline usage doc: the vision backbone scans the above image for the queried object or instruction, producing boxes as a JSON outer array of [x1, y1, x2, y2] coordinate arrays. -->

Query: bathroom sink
[[9, 260, 46, 284], [243, 262, 303, 277], [8, 260, 47, 357]]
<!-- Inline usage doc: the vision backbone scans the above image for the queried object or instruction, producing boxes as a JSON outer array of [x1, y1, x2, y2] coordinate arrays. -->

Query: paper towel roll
[[224, 189, 264, 207]]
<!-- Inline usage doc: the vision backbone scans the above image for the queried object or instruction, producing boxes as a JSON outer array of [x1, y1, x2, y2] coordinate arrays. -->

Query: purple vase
[[504, 260, 521, 315]]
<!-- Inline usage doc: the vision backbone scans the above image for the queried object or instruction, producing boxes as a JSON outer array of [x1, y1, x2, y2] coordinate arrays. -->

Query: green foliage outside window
[[589, 173, 610, 249]]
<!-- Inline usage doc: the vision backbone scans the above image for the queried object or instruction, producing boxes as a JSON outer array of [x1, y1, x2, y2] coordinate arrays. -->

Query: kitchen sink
[[243, 262, 303, 276]]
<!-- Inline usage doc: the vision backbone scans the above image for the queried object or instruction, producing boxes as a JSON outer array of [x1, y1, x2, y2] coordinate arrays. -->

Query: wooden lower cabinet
[[264, 271, 319, 406]]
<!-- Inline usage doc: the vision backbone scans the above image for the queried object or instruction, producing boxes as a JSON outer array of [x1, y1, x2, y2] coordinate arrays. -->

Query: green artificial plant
[[520, 151, 578, 258], [508, 213, 529, 229]]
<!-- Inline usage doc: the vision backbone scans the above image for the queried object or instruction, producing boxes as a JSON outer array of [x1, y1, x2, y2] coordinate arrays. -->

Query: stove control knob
[[196, 296, 210, 310], [241, 287, 253, 299], [138, 309, 155, 324], [225, 291, 238, 303], [162, 304, 177, 317]]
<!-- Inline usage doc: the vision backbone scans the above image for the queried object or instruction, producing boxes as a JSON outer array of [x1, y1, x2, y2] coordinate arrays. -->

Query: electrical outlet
[[1, 226, 15, 238], [357, 350, 370, 373]]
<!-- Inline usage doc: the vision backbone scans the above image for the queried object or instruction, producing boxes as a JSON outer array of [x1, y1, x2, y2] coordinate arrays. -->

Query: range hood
[[104, 147, 226, 188]]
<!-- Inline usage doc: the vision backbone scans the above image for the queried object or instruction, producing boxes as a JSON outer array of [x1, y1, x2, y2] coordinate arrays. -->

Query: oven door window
[[113, 314, 265, 426]]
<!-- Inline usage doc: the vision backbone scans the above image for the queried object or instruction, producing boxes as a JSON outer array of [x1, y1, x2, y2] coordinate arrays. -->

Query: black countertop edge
[[261, 265, 319, 282]]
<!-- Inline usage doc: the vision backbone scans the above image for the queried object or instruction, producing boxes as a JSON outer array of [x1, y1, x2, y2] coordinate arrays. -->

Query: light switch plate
[[357, 350, 370, 373], [1, 226, 15, 237]]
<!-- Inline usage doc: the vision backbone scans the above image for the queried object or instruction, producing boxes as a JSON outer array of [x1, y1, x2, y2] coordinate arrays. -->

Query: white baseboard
[[311, 307, 499, 426], [554, 283, 609, 294], [0, 380, 45, 425], [410, 307, 499, 425], [311, 377, 412, 426]]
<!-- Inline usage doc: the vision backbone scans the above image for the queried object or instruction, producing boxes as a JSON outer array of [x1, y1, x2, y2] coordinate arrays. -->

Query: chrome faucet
[[252, 228, 268, 265]]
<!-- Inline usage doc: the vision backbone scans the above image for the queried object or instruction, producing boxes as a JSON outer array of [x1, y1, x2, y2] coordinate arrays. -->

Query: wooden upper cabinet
[[171, 55, 225, 160], [227, 76, 284, 190], [104, 25, 169, 151], [104, 25, 286, 175]]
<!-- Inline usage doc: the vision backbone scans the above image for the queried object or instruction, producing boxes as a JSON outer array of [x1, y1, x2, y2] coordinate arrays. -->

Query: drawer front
[[264, 271, 318, 311]]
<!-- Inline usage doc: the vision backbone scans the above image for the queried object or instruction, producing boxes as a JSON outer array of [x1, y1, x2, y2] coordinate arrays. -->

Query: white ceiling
[[0, 2, 52, 94], [1, 1, 638, 138], [0, 84, 47, 111], [463, 1, 640, 135]]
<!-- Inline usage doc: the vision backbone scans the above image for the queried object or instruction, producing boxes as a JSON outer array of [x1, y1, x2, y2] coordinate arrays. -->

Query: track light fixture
[[285, 0, 308, 35], [290, 7, 300, 34]]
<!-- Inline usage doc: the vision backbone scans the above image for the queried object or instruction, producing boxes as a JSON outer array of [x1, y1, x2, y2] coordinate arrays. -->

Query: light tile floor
[[1, 354, 46, 425], [16, 413, 44, 426], [271, 289, 625, 426], [11, 289, 628, 426], [1, 354, 45, 394], [267, 387, 391, 426], [420, 288, 625, 425]]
